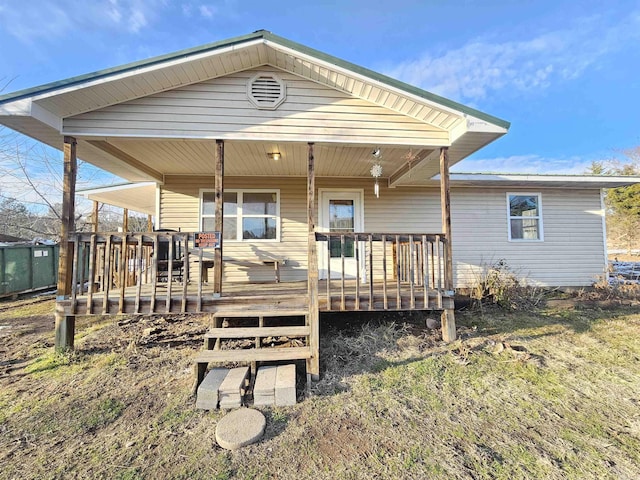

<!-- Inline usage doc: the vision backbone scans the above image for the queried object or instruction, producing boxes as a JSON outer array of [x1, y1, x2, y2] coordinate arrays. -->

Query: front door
[[319, 190, 364, 280]]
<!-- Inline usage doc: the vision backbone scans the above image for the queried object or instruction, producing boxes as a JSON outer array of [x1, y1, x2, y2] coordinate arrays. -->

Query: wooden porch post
[[213, 139, 224, 297], [92, 200, 99, 233], [147, 214, 153, 232], [307, 142, 320, 381], [439, 146, 456, 342], [55, 136, 77, 351], [122, 208, 129, 232]]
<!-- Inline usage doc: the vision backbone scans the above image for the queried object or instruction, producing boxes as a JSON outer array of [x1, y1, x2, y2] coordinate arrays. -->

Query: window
[[201, 189, 280, 241], [507, 193, 543, 241], [329, 199, 355, 258]]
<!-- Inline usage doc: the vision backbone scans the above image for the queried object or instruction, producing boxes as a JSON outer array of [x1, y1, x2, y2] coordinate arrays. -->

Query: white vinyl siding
[[159, 176, 607, 287], [63, 66, 449, 146], [452, 188, 606, 287]]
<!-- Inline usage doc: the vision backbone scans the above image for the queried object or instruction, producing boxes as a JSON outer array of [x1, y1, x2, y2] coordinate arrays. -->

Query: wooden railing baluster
[[70, 234, 80, 314], [368, 234, 373, 311], [326, 237, 331, 310], [409, 234, 415, 309], [197, 247, 203, 313], [422, 235, 428, 309], [395, 234, 401, 309], [87, 235, 97, 314], [102, 235, 112, 315], [355, 235, 360, 311], [166, 234, 174, 314], [151, 235, 158, 313], [382, 234, 388, 310], [118, 235, 127, 314], [340, 234, 345, 311], [135, 235, 143, 314], [181, 234, 189, 313]]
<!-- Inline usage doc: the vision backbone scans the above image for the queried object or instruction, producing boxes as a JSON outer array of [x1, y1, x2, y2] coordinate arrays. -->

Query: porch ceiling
[[89, 138, 434, 180]]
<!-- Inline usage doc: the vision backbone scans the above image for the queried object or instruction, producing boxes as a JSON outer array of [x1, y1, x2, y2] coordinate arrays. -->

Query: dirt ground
[[1, 293, 639, 479]]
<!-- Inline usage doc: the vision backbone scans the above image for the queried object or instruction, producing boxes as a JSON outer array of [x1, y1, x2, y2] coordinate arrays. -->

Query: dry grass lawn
[[0, 294, 639, 479]]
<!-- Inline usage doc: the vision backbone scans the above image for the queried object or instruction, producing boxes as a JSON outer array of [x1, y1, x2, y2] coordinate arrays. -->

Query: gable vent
[[247, 73, 286, 110]]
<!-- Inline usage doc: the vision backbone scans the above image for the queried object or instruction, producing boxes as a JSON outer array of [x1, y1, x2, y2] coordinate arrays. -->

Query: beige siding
[[159, 176, 606, 287], [451, 187, 607, 287], [160, 175, 308, 283], [63, 66, 449, 146]]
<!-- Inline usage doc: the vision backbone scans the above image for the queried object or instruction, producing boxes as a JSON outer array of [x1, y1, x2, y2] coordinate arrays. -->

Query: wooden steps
[[194, 308, 313, 391], [195, 347, 311, 363], [204, 326, 310, 339]]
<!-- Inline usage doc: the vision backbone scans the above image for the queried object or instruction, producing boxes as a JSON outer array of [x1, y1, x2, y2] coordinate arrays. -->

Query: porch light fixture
[[267, 152, 281, 161]]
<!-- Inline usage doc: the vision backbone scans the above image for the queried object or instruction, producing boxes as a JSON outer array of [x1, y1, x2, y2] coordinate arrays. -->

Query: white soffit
[[79, 182, 157, 215]]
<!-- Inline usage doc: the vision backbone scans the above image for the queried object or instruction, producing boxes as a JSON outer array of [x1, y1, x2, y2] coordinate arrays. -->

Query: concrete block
[[275, 364, 297, 406], [218, 366, 250, 409], [253, 366, 277, 406], [196, 368, 228, 410]]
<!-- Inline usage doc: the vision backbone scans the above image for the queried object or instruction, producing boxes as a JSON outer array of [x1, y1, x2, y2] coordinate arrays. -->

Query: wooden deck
[[61, 279, 453, 316]]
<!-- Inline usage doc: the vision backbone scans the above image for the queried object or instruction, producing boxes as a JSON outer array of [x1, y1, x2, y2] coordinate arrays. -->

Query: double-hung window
[[201, 189, 280, 241], [507, 193, 543, 241]]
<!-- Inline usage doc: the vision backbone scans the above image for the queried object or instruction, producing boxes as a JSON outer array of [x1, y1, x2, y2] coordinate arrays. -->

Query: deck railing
[[67, 231, 452, 315], [315, 232, 451, 311], [70, 231, 195, 314]]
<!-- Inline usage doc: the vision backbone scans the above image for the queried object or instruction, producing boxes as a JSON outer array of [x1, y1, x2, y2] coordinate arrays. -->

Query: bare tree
[[0, 128, 123, 240]]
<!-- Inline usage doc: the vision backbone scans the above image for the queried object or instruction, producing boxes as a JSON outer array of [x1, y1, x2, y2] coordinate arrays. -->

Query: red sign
[[194, 232, 220, 248]]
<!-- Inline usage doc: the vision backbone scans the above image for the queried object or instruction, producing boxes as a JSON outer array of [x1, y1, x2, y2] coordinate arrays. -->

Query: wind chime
[[370, 148, 383, 198]]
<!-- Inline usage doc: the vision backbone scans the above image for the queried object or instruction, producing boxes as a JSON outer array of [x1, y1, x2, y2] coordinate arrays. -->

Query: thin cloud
[[0, 3, 71, 43], [453, 154, 595, 175], [0, 0, 164, 41], [385, 12, 640, 102], [199, 5, 216, 18]]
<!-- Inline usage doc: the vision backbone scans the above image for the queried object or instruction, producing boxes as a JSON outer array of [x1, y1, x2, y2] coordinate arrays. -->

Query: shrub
[[470, 259, 546, 311]]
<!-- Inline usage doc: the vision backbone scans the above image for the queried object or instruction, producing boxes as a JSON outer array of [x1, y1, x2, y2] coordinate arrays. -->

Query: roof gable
[[0, 30, 509, 130], [0, 31, 510, 184]]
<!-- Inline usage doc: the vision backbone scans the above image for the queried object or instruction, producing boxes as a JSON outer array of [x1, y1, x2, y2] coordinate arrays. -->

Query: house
[[0, 31, 637, 383], [81, 171, 637, 289]]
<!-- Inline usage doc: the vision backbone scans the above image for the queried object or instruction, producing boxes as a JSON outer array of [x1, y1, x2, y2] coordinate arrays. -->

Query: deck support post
[[147, 214, 153, 232], [213, 139, 224, 297], [439, 146, 456, 342], [55, 136, 77, 351], [307, 142, 320, 381]]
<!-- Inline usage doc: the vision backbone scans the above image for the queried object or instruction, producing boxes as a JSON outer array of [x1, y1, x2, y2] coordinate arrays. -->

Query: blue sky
[[1, 0, 639, 178]]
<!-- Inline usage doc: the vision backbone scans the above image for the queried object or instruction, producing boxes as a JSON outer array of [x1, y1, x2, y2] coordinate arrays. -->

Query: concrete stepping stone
[[195, 368, 228, 410], [275, 364, 296, 406], [253, 365, 277, 406], [215, 408, 266, 450], [219, 366, 250, 409]]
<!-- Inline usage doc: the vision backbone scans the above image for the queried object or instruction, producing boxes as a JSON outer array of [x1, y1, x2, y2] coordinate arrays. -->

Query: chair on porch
[[154, 230, 185, 282]]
